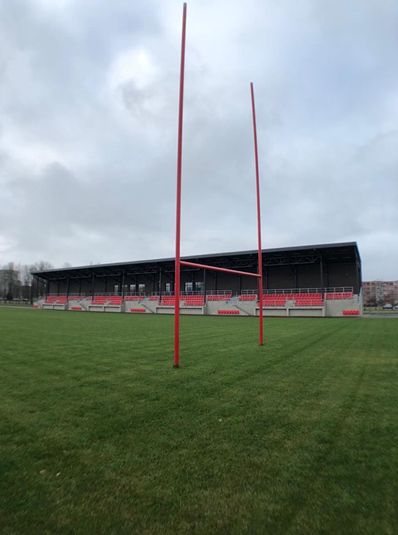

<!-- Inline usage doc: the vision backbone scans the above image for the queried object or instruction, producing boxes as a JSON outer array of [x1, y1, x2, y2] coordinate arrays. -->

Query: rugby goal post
[[174, 3, 264, 367]]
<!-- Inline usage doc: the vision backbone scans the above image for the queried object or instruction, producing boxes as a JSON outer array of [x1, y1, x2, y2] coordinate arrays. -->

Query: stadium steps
[[228, 296, 250, 316], [134, 300, 153, 314], [88, 296, 122, 313], [235, 296, 257, 316], [140, 297, 159, 314], [207, 295, 240, 316]]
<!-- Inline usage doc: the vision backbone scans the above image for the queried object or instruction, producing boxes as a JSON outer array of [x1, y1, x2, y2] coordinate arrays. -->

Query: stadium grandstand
[[32, 241, 362, 317]]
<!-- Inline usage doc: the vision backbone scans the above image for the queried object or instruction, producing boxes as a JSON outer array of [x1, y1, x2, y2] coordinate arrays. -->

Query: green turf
[[0, 308, 397, 534]]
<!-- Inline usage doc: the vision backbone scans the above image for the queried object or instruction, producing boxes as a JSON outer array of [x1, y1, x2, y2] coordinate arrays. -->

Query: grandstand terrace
[[32, 242, 362, 317]]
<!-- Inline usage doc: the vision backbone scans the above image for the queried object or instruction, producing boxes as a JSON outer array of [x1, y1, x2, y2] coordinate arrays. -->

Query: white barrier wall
[[34, 293, 362, 317]]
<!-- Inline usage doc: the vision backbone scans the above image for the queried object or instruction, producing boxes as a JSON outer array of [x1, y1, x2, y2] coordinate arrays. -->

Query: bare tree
[[0, 261, 54, 301]]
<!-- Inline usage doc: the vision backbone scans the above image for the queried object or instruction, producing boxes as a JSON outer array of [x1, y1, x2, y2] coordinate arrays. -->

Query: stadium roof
[[32, 242, 360, 280]]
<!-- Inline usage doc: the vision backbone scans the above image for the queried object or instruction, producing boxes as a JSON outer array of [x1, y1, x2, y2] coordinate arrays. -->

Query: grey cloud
[[0, 0, 397, 278]]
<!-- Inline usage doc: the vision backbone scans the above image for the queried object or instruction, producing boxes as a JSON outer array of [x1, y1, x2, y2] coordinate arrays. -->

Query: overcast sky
[[0, 0, 397, 279]]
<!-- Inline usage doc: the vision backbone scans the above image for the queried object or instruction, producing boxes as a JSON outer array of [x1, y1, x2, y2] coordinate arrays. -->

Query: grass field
[[1, 308, 397, 534]]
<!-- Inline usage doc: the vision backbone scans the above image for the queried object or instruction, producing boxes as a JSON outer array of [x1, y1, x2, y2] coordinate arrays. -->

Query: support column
[[320, 256, 324, 289], [121, 271, 125, 297]]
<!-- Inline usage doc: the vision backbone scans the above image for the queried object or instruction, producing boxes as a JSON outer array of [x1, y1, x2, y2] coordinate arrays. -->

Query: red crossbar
[[180, 260, 260, 278]]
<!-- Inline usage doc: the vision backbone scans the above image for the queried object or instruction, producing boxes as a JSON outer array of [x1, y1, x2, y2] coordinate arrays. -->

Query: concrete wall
[[36, 294, 362, 317], [289, 307, 324, 317], [325, 296, 361, 317]]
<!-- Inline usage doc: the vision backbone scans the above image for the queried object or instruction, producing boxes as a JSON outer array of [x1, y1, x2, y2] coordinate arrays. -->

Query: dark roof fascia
[[32, 242, 359, 278]]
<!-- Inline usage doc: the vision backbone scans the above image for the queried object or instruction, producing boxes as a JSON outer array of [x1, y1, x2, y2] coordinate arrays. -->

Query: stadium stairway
[[124, 296, 155, 314], [140, 296, 159, 314], [68, 296, 97, 311], [124, 295, 144, 313], [68, 296, 85, 311], [206, 295, 240, 316], [230, 296, 252, 316], [42, 296, 67, 311], [88, 296, 122, 313]]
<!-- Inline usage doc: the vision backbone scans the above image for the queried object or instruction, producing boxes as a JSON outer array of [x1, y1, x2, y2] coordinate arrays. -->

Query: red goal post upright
[[250, 82, 264, 348], [173, 3, 264, 368]]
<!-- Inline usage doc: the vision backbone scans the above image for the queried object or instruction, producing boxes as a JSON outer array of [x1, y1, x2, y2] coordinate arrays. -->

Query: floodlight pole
[[250, 82, 264, 345], [174, 3, 187, 368]]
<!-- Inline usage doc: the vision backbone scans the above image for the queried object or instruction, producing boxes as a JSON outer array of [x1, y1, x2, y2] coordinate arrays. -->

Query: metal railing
[[260, 287, 354, 295], [46, 286, 355, 298]]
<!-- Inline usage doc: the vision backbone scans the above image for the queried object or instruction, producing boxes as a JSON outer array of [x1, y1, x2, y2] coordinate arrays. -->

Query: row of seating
[[45, 295, 123, 306], [260, 293, 324, 307], [240, 292, 354, 301], [218, 309, 240, 315], [238, 294, 257, 301], [124, 295, 159, 301], [294, 298, 324, 305], [326, 292, 353, 300], [46, 291, 354, 306], [45, 296, 67, 304], [207, 293, 232, 301], [343, 309, 360, 315], [159, 295, 206, 306], [184, 296, 206, 306], [92, 295, 123, 305], [263, 293, 323, 300]]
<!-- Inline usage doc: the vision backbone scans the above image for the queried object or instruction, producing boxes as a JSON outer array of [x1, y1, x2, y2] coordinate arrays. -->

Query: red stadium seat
[[294, 293, 324, 306], [183, 296, 205, 306], [238, 294, 257, 301], [326, 292, 353, 300], [160, 295, 176, 305], [262, 294, 287, 306], [45, 295, 67, 305], [92, 295, 122, 305], [207, 293, 232, 301]]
